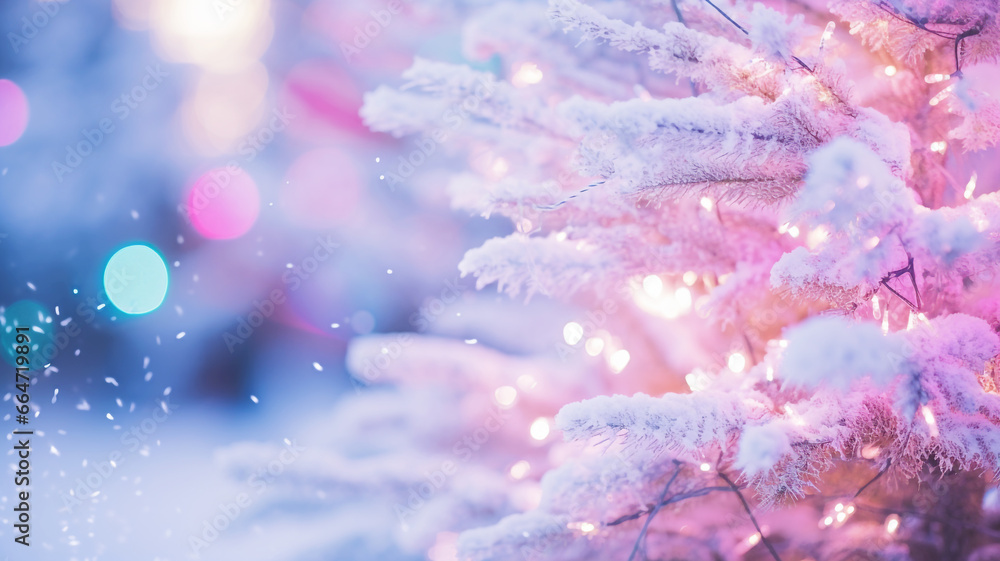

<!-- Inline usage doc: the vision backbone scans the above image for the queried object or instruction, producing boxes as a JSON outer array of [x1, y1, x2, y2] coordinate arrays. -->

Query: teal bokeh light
[[103, 244, 169, 315], [1, 300, 55, 369]]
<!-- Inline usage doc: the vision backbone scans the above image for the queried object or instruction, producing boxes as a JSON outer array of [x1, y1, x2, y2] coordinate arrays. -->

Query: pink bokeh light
[[186, 168, 261, 239], [281, 148, 361, 229], [0, 79, 29, 147]]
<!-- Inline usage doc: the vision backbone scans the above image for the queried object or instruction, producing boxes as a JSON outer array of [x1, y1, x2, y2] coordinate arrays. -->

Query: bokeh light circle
[[0, 79, 29, 147], [281, 148, 361, 228], [0, 300, 54, 369], [187, 168, 261, 239], [104, 244, 170, 315]]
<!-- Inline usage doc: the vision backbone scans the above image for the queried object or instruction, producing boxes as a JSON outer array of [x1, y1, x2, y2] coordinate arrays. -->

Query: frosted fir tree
[[219, 0, 1000, 560]]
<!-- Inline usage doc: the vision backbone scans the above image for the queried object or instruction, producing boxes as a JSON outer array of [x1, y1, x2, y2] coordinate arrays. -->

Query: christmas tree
[[231, 0, 1000, 559]]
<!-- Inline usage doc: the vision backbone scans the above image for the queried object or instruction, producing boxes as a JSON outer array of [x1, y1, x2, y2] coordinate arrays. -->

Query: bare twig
[[718, 471, 783, 561], [627, 461, 682, 561]]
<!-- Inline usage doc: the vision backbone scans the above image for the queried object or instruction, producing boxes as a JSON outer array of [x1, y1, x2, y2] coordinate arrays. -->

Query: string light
[[924, 73, 950, 83], [787, 226, 800, 238], [884, 65, 897, 76], [585, 337, 604, 356], [683, 271, 698, 286], [765, 366, 774, 381], [530, 417, 550, 440], [609, 349, 630, 373], [642, 275, 663, 297], [511, 63, 543, 87], [921, 405, 939, 438], [929, 84, 955, 106], [728, 352, 747, 373], [885, 514, 901, 534], [494, 386, 517, 407], [700, 462, 711, 472], [563, 322, 584, 345], [872, 295, 881, 319], [965, 172, 978, 200], [700, 197, 714, 211], [930, 141, 947, 154], [509, 460, 530, 480]]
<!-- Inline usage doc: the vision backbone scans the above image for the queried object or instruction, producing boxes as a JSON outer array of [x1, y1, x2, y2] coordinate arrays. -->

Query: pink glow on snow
[[186, 168, 261, 239], [0, 80, 29, 146]]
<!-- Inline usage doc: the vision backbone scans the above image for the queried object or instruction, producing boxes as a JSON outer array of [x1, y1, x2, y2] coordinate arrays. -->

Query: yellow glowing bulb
[[563, 322, 584, 345], [509, 460, 530, 480], [834, 503, 844, 512], [585, 337, 604, 356], [642, 275, 663, 297], [494, 386, 517, 407], [884, 65, 897, 76], [512, 63, 543, 87], [728, 352, 747, 373], [699, 462, 711, 472], [823, 516, 834, 527], [700, 197, 714, 211], [579, 522, 596, 533], [747, 532, 761, 545], [836, 512, 847, 523], [787, 226, 800, 238], [530, 417, 551, 440], [682, 271, 698, 286], [609, 349, 630, 373], [885, 514, 900, 534], [965, 173, 978, 200]]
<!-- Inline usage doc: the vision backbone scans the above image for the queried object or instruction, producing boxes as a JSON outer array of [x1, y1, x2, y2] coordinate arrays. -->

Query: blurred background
[[0, 1, 555, 559]]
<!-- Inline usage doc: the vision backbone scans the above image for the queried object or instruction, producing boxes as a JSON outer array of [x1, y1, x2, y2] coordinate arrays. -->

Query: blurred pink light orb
[[186, 167, 261, 239], [281, 148, 361, 228], [0, 80, 29, 146]]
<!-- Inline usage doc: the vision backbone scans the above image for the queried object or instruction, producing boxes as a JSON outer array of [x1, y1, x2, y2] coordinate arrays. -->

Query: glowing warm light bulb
[[728, 352, 747, 373], [584, 337, 604, 356], [699, 462, 711, 472], [836, 512, 847, 523], [491, 157, 509, 178], [921, 405, 938, 438], [872, 295, 881, 319], [823, 516, 834, 527], [884, 65, 897, 76], [509, 460, 530, 480], [675, 287, 693, 312], [882, 309, 890, 334], [563, 322, 584, 345], [965, 172, 978, 200], [494, 386, 517, 407], [609, 349, 630, 373], [787, 225, 800, 238], [747, 532, 761, 545], [682, 271, 698, 286], [579, 522, 596, 533], [885, 514, 900, 534], [700, 197, 714, 211], [530, 417, 551, 440], [642, 275, 663, 297], [834, 503, 844, 512], [512, 63, 543, 87], [930, 141, 947, 154], [765, 366, 774, 381]]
